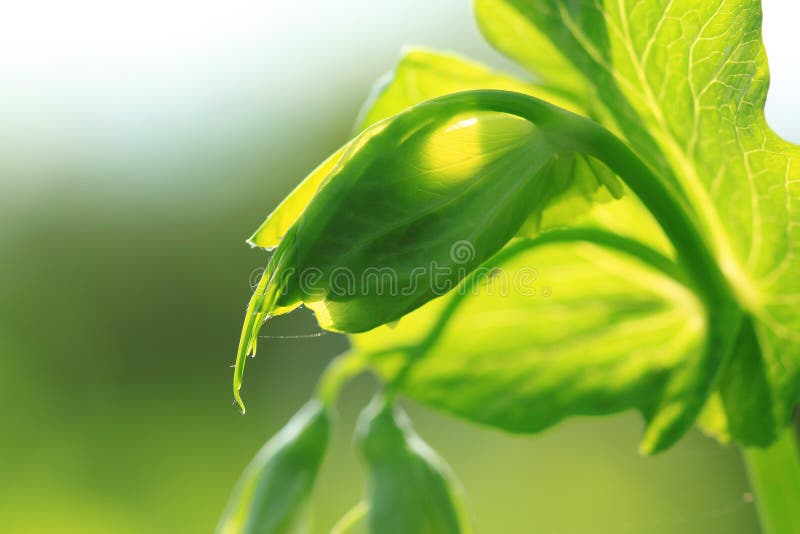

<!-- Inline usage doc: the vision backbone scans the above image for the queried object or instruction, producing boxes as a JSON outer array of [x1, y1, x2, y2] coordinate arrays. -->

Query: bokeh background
[[1, 1, 798, 532]]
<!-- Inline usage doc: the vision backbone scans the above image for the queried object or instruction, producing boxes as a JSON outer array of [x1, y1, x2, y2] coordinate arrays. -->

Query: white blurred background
[[2, 1, 795, 191]]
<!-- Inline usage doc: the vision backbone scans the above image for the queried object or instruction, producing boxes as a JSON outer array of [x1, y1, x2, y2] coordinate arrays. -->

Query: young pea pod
[[234, 93, 585, 410], [275, 103, 565, 333], [217, 401, 330, 534], [356, 398, 471, 534]]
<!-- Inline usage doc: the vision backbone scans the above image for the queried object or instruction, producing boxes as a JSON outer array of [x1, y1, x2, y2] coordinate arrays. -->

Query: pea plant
[[218, 1, 800, 532]]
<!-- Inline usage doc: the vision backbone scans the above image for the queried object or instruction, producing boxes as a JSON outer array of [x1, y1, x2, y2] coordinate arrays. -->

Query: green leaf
[[356, 398, 470, 534], [248, 144, 350, 250], [236, 0, 799, 448], [353, 234, 707, 453], [475, 0, 800, 442], [217, 401, 330, 534]]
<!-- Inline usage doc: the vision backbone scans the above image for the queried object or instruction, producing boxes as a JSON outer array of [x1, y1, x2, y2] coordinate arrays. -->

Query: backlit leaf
[[352, 235, 706, 452], [475, 0, 800, 442]]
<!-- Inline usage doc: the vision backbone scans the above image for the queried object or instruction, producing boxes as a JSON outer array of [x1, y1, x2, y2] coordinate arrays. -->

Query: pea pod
[[274, 105, 565, 333], [234, 89, 717, 414], [356, 398, 470, 534], [217, 401, 330, 534], [234, 93, 587, 410]]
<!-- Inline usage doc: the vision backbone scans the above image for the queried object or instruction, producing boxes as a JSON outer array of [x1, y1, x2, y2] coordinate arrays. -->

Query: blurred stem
[[316, 352, 366, 407], [743, 429, 800, 534], [317, 349, 408, 406], [330, 501, 367, 534]]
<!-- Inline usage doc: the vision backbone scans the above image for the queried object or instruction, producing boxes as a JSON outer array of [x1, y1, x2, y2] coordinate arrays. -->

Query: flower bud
[[356, 398, 470, 534], [235, 94, 574, 410], [274, 100, 562, 333], [217, 401, 330, 534]]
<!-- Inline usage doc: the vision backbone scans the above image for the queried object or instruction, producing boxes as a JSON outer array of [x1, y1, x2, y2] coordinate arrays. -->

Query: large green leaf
[[475, 0, 800, 439], [353, 235, 706, 452]]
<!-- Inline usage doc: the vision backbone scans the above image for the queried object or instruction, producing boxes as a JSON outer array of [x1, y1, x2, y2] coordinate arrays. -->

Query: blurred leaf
[[217, 401, 329, 534], [356, 398, 470, 534], [744, 431, 800, 534]]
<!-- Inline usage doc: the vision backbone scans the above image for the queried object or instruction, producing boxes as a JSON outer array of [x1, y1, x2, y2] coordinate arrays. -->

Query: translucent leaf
[[476, 0, 800, 443], [353, 237, 707, 453]]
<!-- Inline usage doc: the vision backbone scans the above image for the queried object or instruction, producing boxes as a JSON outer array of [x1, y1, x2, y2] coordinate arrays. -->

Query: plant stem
[[743, 429, 800, 534], [316, 352, 365, 407], [316, 348, 407, 407], [330, 501, 367, 534]]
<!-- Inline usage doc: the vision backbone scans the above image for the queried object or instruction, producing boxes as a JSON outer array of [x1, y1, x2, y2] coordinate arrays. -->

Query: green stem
[[330, 501, 368, 534], [743, 429, 800, 533], [316, 348, 408, 407], [316, 352, 364, 407], [407, 90, 732, 307]]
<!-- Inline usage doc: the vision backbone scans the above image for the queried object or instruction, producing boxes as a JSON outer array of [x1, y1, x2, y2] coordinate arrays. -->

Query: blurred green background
[[2, 1, 798, 532]]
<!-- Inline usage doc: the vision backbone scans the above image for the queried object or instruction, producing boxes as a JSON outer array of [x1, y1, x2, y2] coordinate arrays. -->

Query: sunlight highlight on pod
[[421, 112, 537, 183]]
